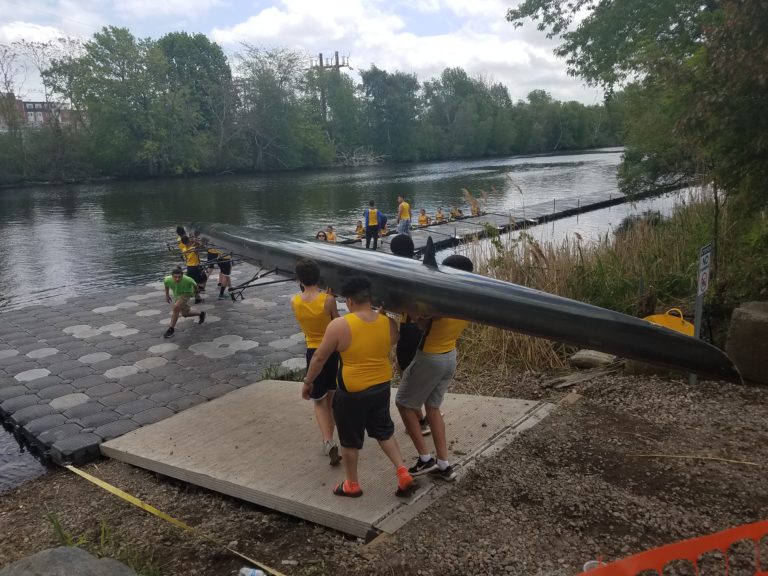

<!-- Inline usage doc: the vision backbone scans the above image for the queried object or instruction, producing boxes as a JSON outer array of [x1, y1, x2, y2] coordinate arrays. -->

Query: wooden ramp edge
[[101, 380, 554, 538]]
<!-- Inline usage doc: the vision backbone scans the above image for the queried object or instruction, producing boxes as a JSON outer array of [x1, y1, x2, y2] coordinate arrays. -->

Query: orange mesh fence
[[578, 520, 768, 576]]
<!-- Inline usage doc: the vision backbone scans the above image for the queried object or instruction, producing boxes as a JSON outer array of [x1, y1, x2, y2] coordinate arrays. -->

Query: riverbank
[[457, 187, 768, 376], [1, 372, 764, 576]]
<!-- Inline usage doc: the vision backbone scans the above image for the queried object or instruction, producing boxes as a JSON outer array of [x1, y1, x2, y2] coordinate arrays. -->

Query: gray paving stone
[[8, 404, 54, 427], [210, 368, 244, 382], [149, 387, 185, 405], [53, 339, 90, 351], [148, 363, 182, 378], [179, 379, 208, 393], [107, 344, 141, 356], [22, 413, 68, 436], [6, 336, 38, 347], [119, 372, 155, 388], [0, 386, 30, 402], [104, 365, 140, 379], [93, 419, 139, 441], [100, 391, 138, 407], [198, 383, 236, 400], [115, 398, 156, 416], [63, 401, 104, 419], [163, 371, 196, 385], [177, 355, 213, 368], [37, 384, 76, 400], [50, 432, 102, 465], [72, 374, 108, 390], [49, 392, 90, 411], [25, 346, 59, 358], [34, 353, 70, 367], [132, 380, 171, 397], [263, 350, 294, 363], [38, 422, 83, 447], [25, 375, 65, 391], [88, 382, 123, 398], [131, 406, 174, 425], [46, 359, 84, 374], [5, 362, 41, 375], [94, 339, 127, 351], [78, 351, 112, 364], [168, 394, 206, 412], [59, 366, 95, 381], [1, 394, 39, 414], [78, 410, 120, 428], [91, 357, 124, 372]]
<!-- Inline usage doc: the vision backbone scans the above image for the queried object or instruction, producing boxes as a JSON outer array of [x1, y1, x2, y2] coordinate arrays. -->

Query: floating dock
[[102, 379, 553, 538], [343, 188, 660, 255]]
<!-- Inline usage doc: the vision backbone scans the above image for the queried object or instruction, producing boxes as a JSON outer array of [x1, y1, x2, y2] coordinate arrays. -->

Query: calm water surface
[[0, 147, 680, 490]]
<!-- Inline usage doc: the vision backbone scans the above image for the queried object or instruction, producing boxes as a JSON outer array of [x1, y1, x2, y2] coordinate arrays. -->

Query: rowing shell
[[192, 222, 740, 382]]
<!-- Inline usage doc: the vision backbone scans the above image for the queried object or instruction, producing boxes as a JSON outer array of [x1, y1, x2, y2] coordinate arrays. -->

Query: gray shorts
[[395, 348, 456, 410]]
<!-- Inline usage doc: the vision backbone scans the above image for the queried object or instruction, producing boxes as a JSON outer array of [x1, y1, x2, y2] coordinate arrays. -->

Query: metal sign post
[[689, 243, 712, 385]]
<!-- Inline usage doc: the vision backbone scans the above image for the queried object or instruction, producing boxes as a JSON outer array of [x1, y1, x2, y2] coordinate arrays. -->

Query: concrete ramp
[[101, 380, 552, 538]]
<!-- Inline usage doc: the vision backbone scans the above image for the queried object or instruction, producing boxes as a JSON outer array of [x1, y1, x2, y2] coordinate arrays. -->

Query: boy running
[[163, 266, 206, 338]]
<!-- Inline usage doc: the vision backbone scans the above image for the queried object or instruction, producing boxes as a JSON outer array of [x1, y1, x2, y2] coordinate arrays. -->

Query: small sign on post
[[690, 243, 712, 385]]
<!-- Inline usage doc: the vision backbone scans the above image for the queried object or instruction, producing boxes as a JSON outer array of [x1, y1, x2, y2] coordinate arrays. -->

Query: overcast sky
[[0, 0, 603, 104]]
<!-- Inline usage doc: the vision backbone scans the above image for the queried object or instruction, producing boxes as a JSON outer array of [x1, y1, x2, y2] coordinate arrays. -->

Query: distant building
[[0, 93, 78, 132]]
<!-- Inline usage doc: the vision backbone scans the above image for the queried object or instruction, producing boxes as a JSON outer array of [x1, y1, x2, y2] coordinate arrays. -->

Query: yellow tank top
[[179, 242, 200, 266], [340, 313, 392, 392], [401, 201, 411, 220], [291, 292, 331, 348], [326, 231, 337, 242], [418, 214, 428, 226], [422, 318, 469, 354], [366, 209, 378, 227]]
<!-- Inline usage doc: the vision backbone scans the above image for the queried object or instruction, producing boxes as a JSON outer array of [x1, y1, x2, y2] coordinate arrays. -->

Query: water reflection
[[0, 148, 623, 310]]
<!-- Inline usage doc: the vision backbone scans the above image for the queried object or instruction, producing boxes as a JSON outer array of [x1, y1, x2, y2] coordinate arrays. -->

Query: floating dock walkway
[[345, 188, 659, 256]]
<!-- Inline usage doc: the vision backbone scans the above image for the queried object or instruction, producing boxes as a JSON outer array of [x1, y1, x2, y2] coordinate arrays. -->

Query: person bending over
[[395, 254, 474, 482]]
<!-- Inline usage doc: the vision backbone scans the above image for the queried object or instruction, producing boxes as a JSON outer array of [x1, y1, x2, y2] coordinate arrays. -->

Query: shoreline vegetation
[[456, 187, 768, 382], [0, 31, 622, 186]]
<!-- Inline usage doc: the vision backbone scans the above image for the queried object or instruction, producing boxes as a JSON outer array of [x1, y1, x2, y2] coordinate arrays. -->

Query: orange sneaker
[[395, 466, 416, 497], [333, 480, 362, 498]]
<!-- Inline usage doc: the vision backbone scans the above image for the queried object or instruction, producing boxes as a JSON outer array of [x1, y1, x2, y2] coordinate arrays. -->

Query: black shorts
[[306, 348, 339, 400], [186, 265, 206, 284], [218, 260, 232, 276], [333, 381, 394, 449], [206, 252, 218, 267]]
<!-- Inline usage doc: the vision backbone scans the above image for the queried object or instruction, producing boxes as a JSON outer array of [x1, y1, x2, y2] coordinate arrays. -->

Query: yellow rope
[[65, 465, 288, 576]]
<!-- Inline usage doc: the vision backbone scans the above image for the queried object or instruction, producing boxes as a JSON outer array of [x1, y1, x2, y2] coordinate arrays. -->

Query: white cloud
[[0, 22, 66, 43], [211, 0, 598, 103]]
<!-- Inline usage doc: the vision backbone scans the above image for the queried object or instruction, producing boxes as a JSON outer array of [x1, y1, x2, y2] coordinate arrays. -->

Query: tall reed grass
[[456, 188, 723, 378]]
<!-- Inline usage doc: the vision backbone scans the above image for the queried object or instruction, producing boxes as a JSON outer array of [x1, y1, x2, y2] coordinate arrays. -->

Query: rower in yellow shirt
[[397, 195, 412, 235], [435, 207, 446, 223], [417, 208, 431, 227], [326, 225, 337, 243], [178, 234, 206, 298], [355, 221, 364, 239]]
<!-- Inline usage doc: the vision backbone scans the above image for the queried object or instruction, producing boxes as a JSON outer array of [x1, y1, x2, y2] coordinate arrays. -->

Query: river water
[[0, 147, 680, 491]]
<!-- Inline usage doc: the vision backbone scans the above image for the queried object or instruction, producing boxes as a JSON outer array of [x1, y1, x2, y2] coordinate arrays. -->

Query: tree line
[[0, 27, 622, 185]]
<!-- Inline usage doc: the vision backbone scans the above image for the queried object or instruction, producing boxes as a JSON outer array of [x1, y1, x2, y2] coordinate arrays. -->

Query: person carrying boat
[[435, 207, 446, 223], [418, 208, 431, 227], [395, 254, 474, 482], [163, 266, 206, 338], [363, 200, 380, 250], [390, 234, 431, 437], [303, 276, 415, 498], [178, 234, 206, 301], [326, 225, 337, 243], [397, 195, 412, 235], [291, 259, 342, 467], [355, 221, 364, 239]]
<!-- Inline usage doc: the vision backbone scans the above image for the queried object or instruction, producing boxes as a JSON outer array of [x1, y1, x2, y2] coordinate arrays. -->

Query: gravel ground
[[1, 372, 766, 576]]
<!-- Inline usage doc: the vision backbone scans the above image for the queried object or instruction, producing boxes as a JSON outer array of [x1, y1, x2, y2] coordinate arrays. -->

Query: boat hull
[[193, 223, 741, 382]]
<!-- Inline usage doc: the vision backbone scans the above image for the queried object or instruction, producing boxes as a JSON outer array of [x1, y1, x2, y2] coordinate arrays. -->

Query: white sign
[[697, 244, 712, 296]]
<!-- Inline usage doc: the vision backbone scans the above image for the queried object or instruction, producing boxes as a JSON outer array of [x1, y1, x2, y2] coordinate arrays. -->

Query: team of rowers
[[162, 224, 473, 498], [315, 195, 481, 246]]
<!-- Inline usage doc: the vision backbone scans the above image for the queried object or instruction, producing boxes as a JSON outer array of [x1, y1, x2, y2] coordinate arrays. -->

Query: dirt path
[[1, 373, 766, 576]]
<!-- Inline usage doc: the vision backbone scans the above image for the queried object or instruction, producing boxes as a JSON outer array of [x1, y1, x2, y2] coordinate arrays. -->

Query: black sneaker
[[163, 327, 175, 338], [408, 456, 438, 476], [429, 464, 457, 482], [419, 417, 431, 436], [199, 311, 206, 324]]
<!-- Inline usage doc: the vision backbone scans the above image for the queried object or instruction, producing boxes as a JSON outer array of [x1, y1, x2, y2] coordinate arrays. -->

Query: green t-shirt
[[164, 274, 197, 300]]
